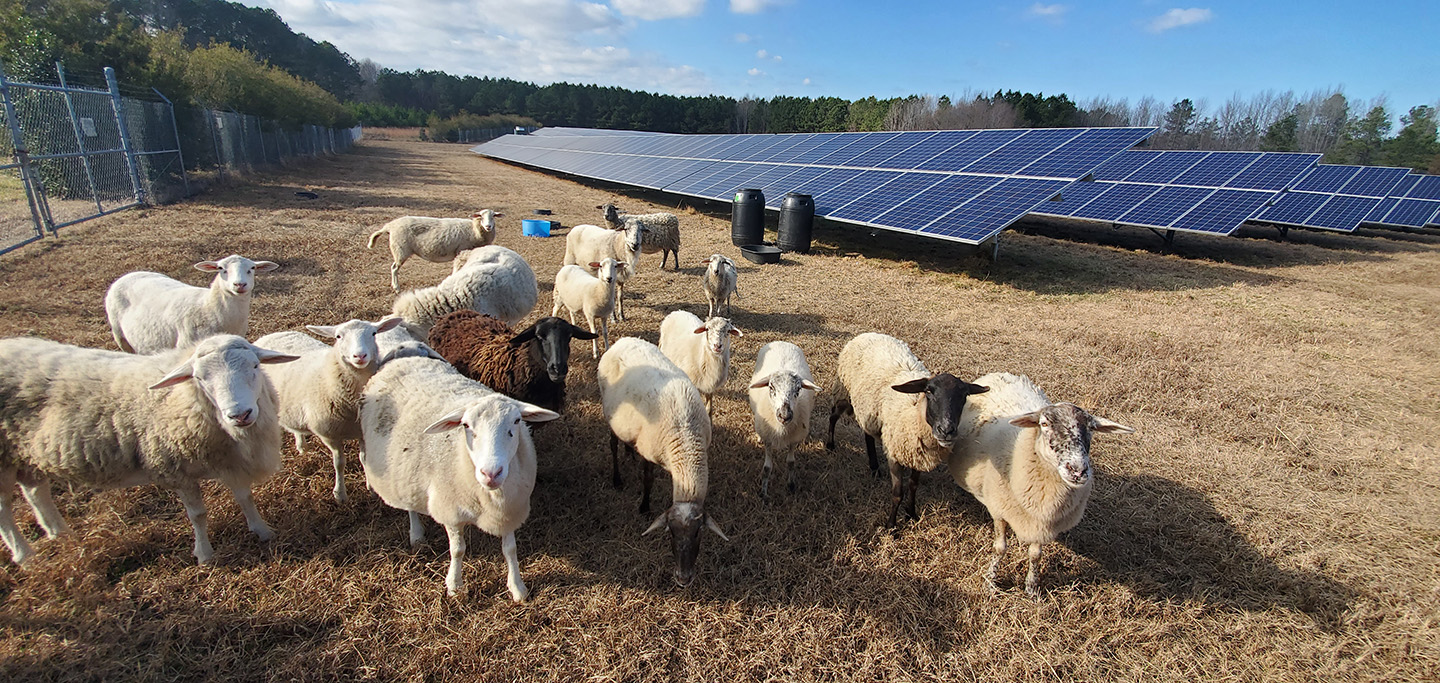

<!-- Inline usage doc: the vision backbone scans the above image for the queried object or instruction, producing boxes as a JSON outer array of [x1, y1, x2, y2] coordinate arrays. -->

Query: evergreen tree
[[1382, 105, 1439, 170], [1259, 111, 1299, 152]]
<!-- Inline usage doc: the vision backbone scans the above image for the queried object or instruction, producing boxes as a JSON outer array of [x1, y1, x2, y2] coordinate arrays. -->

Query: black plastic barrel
[[731, 188, 765, 246], [777, 193, 815, 253]]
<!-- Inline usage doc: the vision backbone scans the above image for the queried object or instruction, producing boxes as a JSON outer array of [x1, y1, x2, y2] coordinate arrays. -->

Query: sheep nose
[[232, 283, 249, 294], [776, 407, 792, 424], [352, 353, 370, 367], [548, 364, 566, 381], [478, 467, 504, 489], [229, 409, 254, 427]]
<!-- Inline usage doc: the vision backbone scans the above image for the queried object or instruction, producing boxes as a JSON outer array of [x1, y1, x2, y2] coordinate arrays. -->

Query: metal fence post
[[0, 62, 51, 237], [104, 67, 146, 204], [151, 87, 189, 197], [56, 63, 104, 215]]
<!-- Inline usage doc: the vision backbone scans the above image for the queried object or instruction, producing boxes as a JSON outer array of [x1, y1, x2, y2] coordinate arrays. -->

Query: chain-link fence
[[0, 63, 363, 256]]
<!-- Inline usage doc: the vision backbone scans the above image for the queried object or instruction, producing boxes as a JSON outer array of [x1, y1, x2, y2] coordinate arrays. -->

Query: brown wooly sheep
[[427, 310, 598, 413]]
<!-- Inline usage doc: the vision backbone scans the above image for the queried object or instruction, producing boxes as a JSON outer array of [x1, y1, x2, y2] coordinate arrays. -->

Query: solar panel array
[[1031, 150, 1321, 235], [477, 126, 1156, 245], [1250, 164, 1412, 232], [1360, 174, 1440, 228]]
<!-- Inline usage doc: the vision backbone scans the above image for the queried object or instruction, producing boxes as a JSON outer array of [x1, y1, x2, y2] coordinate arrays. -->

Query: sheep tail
[[367, 228, 387, 249]]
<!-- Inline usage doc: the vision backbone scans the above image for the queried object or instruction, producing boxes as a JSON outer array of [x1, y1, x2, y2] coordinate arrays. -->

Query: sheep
[[598, 337, 728, 587], [824, 332, 990, 529], [391, 245, 538, 337], [948, 372, 1133, 598], [0, 334, 299, 565], [659, 310, 741, 418], [747, 341, 821, 499], [599, 203, 681, 270], [562, 222, 646, 322], [367, 209, 500, 292], [255, 316, 404, 503], [701, 253, 739, 318], [427, 310, 599, 413], [551, 258, 620, 359], [105, 254, 279, 354], [359, 354, 559, 599]]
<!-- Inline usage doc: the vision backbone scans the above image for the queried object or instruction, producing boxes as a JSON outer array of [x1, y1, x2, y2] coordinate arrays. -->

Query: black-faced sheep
[[426, 310, 599, 414]]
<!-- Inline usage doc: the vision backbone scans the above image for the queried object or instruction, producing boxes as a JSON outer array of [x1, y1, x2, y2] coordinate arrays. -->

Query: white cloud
[[756, 49, 768, 58], [731, 0, 783, 13], [612, 0, 704, 21], [734, 32, 752, 42], [1027, 3, 1066, 18], [1147, 7, 1213, 32], [248, 0, 715, 94], [748, 67, 764, 76], [772, 54, 781, 62], [802, 77, 811, 85]]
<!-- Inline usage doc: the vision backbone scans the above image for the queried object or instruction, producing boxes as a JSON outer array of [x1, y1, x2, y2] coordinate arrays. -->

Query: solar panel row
[[1250, 164, 1415, 232]]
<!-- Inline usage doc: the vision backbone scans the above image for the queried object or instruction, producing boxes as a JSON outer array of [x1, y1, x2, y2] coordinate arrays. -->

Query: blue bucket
[[522, 219, 552, 237]]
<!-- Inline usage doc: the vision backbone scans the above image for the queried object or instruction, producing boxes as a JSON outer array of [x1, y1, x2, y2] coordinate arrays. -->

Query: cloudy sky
[[252, 0, 1438, 110]]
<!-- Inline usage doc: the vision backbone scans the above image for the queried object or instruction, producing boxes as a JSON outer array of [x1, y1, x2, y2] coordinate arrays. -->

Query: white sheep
[[391, 245, 538, 336], [600, 203, 681, 270], [562, 222, 645, 322], [359, 354, 559, 599], [0, 334, 298, 565], [105, 254, 279, 354], [701, 253, 739, 318], [598, 337, 728, 587], [255, 316, 404, 503], [948, 372, 1133, 597], [747, 341, 821, 499], [368, 209, 500, 292], [659, 310, 741, 417], [824, 332, 989, 528], [551, 258, 619, 359]]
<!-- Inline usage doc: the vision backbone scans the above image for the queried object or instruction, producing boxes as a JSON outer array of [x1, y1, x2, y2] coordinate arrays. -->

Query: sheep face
[[592, 258, 620, 285], [600, 203, 620, 226], [891, 373, 990, 449], [424, 396, 559, 490], [622, 222, 648, 254], [1008, 403, 1134, 488], [691, 317, 742, 355], [749, 371, 821, 426], [470, 209, 500, 236], [308, 317, 404, 370], [513, 317, 600, 382], [149, 335, 299, 436], [195, 254, 279, 296], [644, 501, 729, 587]]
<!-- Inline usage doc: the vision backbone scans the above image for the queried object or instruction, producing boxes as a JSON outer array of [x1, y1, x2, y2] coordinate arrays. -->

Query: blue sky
[[254, 0, 1437, 114]]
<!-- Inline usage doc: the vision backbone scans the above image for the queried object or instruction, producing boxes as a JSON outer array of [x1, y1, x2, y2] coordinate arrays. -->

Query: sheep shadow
[[1059, 472, 1356, 629]]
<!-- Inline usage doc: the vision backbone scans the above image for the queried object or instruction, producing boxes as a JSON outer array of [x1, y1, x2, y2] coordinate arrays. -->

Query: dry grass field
[[0, 139, 1436, 681]]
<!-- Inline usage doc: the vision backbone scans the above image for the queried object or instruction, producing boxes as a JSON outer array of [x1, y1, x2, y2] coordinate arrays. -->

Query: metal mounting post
[[151, 87, 189, 197], [0, 62, 51, 236], [57, 63, 103, 215], [105, 67, 146, 204]]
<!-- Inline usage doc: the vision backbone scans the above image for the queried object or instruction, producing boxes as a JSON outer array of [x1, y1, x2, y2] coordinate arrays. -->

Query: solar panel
[[1169, 189, 1277, 235], [1408, 175, 1440, 200], [1252, 163, 1411, 231], [829, 172, 949, 222], [924, 178, 1069, 242]]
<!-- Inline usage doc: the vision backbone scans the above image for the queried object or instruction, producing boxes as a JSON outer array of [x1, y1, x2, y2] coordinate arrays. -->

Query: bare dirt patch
[[0, 140, 1436, 681]]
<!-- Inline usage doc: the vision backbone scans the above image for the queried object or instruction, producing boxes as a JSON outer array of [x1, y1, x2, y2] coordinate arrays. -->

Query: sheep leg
[[223, 480, 275, 542], [319, 436, 348, 503], [610, 433, 623, 489], [443, 523, 467, 597], [640, 458, 654, 514], [787, 451, 797, 494], [707, 299, 715, 318], [18, 477, 68, 538], [1025, 543, 1042, 599], [906, 468, 921, 521], [390, 261, 402, 293], [704, 394, 713, 419], [760, 445, 774, 500], [550, 297, 564, 319], [588, 316, 602, 359], [0, 468, 35, 565], [173, 481, 214, 565], [502, 531, 529, 602], [616, 283, 625, 322], [824, 398, 852, 451], [986, 517, 1008, 591], [409, 511, 426, 548], [599, 317, 609, 358], [864, 434, 881, 477], [288, 428, 307, 453], [885, 460, 904, 528]]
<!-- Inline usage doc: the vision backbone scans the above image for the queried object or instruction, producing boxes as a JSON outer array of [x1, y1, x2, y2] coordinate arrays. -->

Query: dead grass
[[0, 140, 1436, 682]]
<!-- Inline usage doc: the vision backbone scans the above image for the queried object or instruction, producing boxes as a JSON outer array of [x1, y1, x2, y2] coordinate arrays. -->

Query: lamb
[[367, 209, 500, 292], [599, 203, 681, 270], [551, 258, 620, 359], [427, 310, 599, 414], [948, 372, 1133, 597], [105, 254, 279, 354], [562, 222, 645, 321], [701, 253, 739, 318], [359, 354, 559, 599], [659, 311, 741, 418], [0, 335, 298, 565], [598, 337, 728, 587], [391, 245, 538, 337], [824, 332, 989, 528], [747, 341, 821, 499], [255, 316, 404, 503]]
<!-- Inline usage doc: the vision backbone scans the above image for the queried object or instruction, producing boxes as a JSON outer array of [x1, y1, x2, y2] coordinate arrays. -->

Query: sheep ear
[[149, 362, 194, 390], [509, 325, 538, 347], [423, 408, 467, 434], [748, 375, 771, 389], [517, 402, 560, 423], [194, 261, 221, 272], [728, 326, 743, 338], [890, 377, 930, 394], [566, 323, 600, 340], [256, 348, 301, 364], [801, 379, 822, 392], [964, 382, 990, 395], [306, 325, 338, 338], [253, 261, 280, 272], [692, 325, 709, 334], [705, 515, 731, 542], [1090, 415, 1135, 434], [589, 262, 602, 268], [1008, 410, 1043, 428], [375, 316, 404, 333], [642, 513, 667, 536]]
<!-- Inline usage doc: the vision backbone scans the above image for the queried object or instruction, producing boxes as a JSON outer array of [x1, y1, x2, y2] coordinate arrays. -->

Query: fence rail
[[0, 63, 362, 256]]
